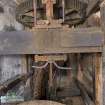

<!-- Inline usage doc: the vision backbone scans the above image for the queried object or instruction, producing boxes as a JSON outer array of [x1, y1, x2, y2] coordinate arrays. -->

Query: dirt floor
[[61, 96, 85, 105], [1, 76, 85, 105]]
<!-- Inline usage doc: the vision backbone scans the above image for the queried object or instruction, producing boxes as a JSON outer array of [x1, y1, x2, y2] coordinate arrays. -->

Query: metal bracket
[[32, 61, 72, 70], [34, 55, 67, 62], [32, 55, 71, 70]]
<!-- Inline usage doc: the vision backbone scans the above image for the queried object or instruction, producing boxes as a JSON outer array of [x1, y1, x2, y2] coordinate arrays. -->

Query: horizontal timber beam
[[0, 27, 103, 54]]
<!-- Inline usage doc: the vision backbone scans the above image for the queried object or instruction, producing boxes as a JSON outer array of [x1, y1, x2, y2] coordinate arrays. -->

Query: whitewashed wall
[[0, 0, 27, 99], [0, 56, 26, 83], [0, 0, 24, 31]]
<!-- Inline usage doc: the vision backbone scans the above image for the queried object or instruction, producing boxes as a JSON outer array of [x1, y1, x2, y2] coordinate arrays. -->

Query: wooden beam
[[77, 80, 95, 105], [86, 0, 100, 16], [0, 27, 102, 54]]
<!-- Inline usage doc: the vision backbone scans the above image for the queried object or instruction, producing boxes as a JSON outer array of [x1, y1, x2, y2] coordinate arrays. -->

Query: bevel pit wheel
[[17, 100, 65, 105], [16, 0, 87, 27]]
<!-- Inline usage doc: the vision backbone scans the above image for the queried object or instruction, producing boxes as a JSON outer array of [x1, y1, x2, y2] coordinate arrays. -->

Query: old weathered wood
[[77, 54, 94, 99], [17, 100, 65, 105], [94, 53, 102, 105], [77, 80, 95, 105], [86, 0, 100, 16], [0, 71, 33, 94], [0, 74, 26, 93], [100, 2, 105, 105], [0, 27, 102, 54], [32, 59, 47, 99]]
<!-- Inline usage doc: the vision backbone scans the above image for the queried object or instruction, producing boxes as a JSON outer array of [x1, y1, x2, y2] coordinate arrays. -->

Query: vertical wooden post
[[46, 0, 54, 21], [49, 62, 53, 88], [42, 0, 55, 22], [77, 54, 83, 82], [21, 56, 27, 74], [100, 1, 105, 105], [94, 53, 102, 105], [62, 0, 65, 22]]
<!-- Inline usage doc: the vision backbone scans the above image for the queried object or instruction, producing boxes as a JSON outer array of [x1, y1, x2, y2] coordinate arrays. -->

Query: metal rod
[[62, 0, 65, 22], [32, 61, 72, 70], [53, 61, 72, 70], [32, 62, 49, 69], [49, 62, 53, 87]]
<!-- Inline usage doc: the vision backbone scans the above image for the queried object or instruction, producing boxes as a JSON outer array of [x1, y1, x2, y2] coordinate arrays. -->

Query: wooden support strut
[[94, 53, 102, 105], [100, 1, 105, 105], [42, 0, 55, 22]]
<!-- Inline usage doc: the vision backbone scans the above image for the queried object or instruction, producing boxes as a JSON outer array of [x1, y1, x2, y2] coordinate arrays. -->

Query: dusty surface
[[16, 97, 84, 105], [1, 97, 85, 105], [57, 78, 80, 98], [61, 96, 85, 105], [17, 100, 65, 105]]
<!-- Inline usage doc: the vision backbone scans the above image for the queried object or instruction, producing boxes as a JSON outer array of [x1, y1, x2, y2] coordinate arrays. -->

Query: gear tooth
[[16, 0, 87, 27], [16, 0, 33, 27]]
